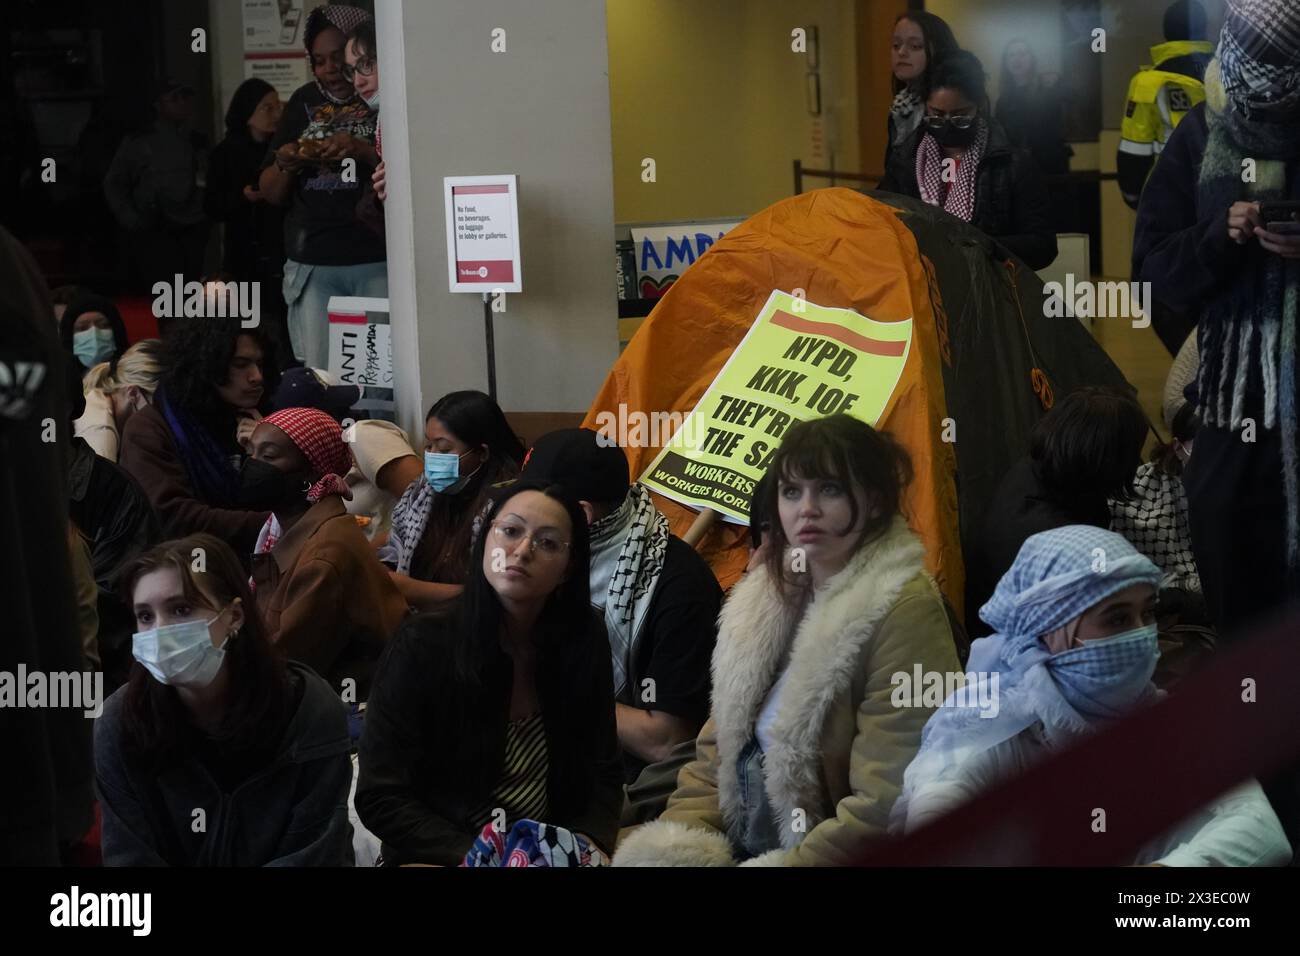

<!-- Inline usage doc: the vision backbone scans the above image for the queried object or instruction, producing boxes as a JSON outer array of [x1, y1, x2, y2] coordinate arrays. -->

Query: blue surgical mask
[[73, 327, 116, 368], [132, 607, 234, 687], [1047, 624, 1159, 720], [424, 450, 465, 492], [424, 449, 484, 494]]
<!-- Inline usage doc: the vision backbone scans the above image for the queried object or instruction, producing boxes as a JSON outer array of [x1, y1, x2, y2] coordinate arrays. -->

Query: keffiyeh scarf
[[1195, 45, 1300, 571], [889, 526, 1162, 833], [588, 483, 669, 696], [915, 123, 987, 222]]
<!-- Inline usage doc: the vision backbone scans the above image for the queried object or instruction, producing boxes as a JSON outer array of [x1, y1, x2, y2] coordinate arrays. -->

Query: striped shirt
[[472, 713, 549, 831]]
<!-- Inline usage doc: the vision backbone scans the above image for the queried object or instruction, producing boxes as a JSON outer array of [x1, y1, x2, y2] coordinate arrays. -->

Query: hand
[[746, 538, 771, 574], [373, 160, 387, 202], [236, 410, 263, 454], [1255, 225, 1300, 259], [1227, 201, 1263, 244], [242, 184, 265, 203], [274, 142, 307, 172], [319, 132, 375, 164]]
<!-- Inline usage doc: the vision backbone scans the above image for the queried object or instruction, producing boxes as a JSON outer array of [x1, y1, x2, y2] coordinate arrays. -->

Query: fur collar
[[712, 515, 928, 848]]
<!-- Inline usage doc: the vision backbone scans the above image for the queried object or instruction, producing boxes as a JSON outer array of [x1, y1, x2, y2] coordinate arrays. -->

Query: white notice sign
[[444, 174, 522, 293]]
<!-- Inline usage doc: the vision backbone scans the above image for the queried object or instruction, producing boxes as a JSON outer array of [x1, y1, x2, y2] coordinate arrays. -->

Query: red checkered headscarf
[[262, 407, 354, 502]]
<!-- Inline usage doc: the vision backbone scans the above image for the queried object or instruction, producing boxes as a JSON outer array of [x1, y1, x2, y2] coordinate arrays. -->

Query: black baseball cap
[[156, 77, 196, 99], [270, 367, 361, 422], [520, 428, 630, 505]]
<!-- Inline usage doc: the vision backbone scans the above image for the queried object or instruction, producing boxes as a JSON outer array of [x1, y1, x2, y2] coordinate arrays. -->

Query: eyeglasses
[[341, 57, 376, 81], [490, 520, 571, 558], [924, 113, 977, 131]]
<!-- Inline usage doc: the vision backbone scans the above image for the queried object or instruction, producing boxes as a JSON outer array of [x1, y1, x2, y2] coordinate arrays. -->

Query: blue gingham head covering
[[890, 526, 1161, 834], [979, 525, 1163, 667]]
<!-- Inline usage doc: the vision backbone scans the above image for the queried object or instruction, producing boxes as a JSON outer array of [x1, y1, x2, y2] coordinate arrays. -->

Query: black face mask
[[238, 457, 310, 512], [930, 119, 979, 149]]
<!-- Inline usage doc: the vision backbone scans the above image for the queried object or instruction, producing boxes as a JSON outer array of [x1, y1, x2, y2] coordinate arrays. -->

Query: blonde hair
[[83, 339, 164, 396]]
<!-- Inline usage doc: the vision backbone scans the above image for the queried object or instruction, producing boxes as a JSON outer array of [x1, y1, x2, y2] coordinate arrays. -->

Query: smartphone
[[1260, 200, 1300, 235], [280, 8, 302, 46]]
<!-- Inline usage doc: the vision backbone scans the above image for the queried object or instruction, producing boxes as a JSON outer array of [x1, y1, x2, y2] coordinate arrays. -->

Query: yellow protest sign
[[640, 290, 913, 522]]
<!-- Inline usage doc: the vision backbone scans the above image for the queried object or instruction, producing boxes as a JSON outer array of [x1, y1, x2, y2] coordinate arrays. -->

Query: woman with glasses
[[879, 50, 1058, 270], [357, 480, 623, 866], [343, 19, 387, 232], [377, 390, 525, 612], [256, 4, 386, 370]]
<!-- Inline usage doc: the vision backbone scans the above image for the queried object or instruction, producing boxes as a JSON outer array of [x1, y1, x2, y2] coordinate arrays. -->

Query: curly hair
[[160, 318, 279, 426]]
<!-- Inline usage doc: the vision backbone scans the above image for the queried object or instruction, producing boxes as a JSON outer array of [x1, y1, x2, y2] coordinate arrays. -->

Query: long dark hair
[[450, 479, 593, 687], [425, 390, 525, 466], [118, 534, 291, 770], [891, 11, 960, 95], [410, 391, 526, 582], [223, 77, 275, 135], [160, 318, 279, 431], [760, 415, 913, 601], [1030, 386, 1150, 502]]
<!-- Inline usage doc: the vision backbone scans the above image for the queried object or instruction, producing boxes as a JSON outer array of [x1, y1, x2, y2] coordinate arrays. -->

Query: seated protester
[[1111, 335, 1202, 595], [614, 415, 961, 867], [519, 428, 721, 820], [892, 526, 1292, 866], [245, 407, 407, 697], [76, 339, 163, 462], [878, 50, 1058, 270], [269, 366, 420, 540], [65, 370, 159, 691], [119, 319, 279, 558], [96, 533, 354, 866], [51, 283, 88, 326], [60, 294, 129, 378], [378, 390, 525, 610], [965, 385, 1149, 638], [357, 480, 623, 866]]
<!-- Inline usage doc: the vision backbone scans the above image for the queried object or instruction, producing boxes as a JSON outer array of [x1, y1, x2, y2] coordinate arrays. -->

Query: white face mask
[[132, 606, 234, 687], [362, 88, 380, 110]]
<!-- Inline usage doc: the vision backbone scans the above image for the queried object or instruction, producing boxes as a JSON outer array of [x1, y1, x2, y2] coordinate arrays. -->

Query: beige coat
[[615, 516, 961, 866]]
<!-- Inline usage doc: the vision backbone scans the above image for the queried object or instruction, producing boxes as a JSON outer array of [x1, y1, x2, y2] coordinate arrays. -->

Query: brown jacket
[[251, 496, 408, 697], [614, 517, 961, 867], [118, 404, 268, 555]]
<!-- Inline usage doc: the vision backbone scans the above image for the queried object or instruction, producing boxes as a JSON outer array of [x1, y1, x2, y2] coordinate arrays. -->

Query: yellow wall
[[607, 0, 859, 223]]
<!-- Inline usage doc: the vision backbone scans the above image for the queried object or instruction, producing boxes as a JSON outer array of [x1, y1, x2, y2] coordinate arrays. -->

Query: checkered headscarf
[[263, 407, 354, 502], [1219, 0, 1300, 118], [890, 527, 1162, 833]]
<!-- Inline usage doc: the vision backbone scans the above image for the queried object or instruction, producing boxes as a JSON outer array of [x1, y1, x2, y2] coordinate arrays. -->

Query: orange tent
[[584, 187, 1130, 624]]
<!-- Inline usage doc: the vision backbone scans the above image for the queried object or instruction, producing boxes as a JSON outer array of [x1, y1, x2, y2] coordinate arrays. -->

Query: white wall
[[377, 0, 618, 436]]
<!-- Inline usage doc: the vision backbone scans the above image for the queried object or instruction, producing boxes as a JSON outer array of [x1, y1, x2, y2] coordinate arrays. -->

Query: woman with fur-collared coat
[[614, 415, 961, 866]]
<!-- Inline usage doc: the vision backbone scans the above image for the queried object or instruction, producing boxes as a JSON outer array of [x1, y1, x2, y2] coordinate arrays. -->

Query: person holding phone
[[1133, 0, 1300, 853], [1133, 0, 1300, 643], [256, 5, 385, 371]]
